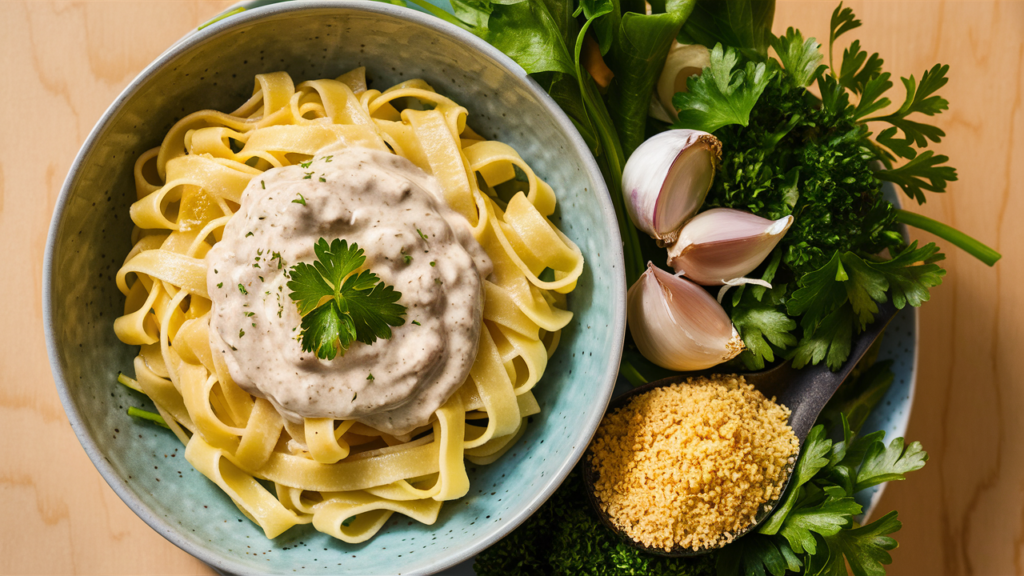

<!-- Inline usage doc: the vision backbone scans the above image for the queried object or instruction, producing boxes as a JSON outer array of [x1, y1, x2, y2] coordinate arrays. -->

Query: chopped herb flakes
[[293, 193, 306, 206], [416, 228, 429, 241], [238, 284, 248, 295], [412, 320, 421, 326]]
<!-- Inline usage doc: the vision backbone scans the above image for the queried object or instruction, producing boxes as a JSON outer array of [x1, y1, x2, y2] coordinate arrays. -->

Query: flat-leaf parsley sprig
[[287, 238, 406, 360]]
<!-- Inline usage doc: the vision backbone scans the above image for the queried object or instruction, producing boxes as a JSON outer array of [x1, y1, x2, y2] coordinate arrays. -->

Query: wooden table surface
[[1, 1, 1020, 574]]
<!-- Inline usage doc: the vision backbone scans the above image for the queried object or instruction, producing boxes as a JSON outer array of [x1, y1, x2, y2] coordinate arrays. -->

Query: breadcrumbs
[[589, 374, 798, 552]]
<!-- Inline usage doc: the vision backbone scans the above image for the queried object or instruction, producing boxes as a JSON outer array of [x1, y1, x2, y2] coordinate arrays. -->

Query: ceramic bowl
[[43, 2, 626, 574]]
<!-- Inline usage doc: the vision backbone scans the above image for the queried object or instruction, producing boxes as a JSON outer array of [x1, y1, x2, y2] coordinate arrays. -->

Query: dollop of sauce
[[206, 147, 491, 435]]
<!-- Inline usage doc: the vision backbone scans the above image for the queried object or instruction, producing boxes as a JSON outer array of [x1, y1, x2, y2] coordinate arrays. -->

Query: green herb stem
[[573, 19, 644, 287], [894, 209, 1002, 266], [127, 406, 170, 429], [197, 7, 245, 31], [618, 360, 648, 387]]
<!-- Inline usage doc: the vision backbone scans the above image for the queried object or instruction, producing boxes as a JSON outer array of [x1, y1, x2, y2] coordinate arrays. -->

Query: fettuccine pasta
[[113, 68, 583, 542]]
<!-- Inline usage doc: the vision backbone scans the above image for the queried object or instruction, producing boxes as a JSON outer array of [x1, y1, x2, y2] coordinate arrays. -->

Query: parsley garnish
[[429, 261, 436, 267], [300, 160, 313, 168], [238, 284, 248, 295], [733, 414, 928, 576], [239, 329, 245, 338], [416, 228, 429, 241], [286, 239, 407, 360], [672, 44, 775, 133], [319, 176, 327, 183], [412, 320, 421, 326], [245, 231, 254, 238], [260, 180, 266, 190], [367, 373, 374, 381], [292, 193, 306, 206], [303, 171, 313, 180], [323, 155, 333, 162], [217, 282, 223, 288]]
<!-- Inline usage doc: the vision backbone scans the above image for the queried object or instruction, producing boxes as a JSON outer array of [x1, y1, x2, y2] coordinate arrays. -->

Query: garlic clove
[[622, 129, 722, 245], [650, 42, 712, 123], [667, 208, 794, 285], [627, 262, 744, 371]]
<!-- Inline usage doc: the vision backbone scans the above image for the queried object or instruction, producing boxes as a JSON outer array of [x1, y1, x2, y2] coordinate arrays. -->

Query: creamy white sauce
[[206, 147, 491, 435]]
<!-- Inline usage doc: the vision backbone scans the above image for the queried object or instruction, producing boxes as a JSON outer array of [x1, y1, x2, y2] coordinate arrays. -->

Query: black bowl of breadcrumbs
[[583, 374, 799, 556]]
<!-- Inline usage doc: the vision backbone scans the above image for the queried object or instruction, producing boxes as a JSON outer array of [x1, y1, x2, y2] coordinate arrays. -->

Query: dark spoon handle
[[777, 300, 899, 442]]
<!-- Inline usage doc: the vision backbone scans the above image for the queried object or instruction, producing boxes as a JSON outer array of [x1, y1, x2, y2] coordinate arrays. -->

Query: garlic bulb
[[649, 42, 711, 123], [627, 262, 744, 371], [666, 208, 794, 285], [622, 129, 722, 245]]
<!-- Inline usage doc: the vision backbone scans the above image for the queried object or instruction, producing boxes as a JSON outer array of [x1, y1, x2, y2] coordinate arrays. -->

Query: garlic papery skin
[[627, 262, 744, 371], [649, 42, 712, 123], [667, 208, 794, 285], [622, 129, 722, 245]]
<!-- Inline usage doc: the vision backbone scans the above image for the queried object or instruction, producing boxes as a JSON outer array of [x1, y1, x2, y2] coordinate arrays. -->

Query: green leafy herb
[[416, 228, 429, 241], [287, 238, 406, 360], [238, 284, 248, 295], [412, 320, 421, 326], [292, 193, 307, 205], [680, 0, 776, 62], [300, 160, 313, 168], [367, 373, 374, 381], [217, 282, 223, 288], [319, 176, 327, 183], [260, 180, 266, 189], [718, 408, 928, 576], [671, 43, 774, 133]]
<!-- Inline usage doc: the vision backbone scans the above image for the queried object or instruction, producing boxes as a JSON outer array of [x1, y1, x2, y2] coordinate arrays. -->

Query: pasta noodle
[[113, 68, 583, 542]]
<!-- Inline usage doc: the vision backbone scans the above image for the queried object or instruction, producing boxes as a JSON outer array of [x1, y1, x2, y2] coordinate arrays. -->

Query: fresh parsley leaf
[[731, 301, 798, 367], [779, 496, 862, 555], [287, 239, 406, 360], [716, 534, 801, 576], [828, 1, 862, 71], [792, 302, 854, 370], [876, 150, 958, 203], [770, 27, 826, 88], [293, 192, 307, 205], [238, 283, 248, 295], [865, 241, 946, 308], [855, 436, 929, 492], [809, 511, 902, 576], [837, 39, 885, 96], [672, 43, 775, 132], [761, 425, 832, 536], [787, 251, 850, 330]]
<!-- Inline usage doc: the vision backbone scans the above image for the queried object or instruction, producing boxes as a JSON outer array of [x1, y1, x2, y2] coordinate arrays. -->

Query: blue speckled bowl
[[42, 3, 626, 575]]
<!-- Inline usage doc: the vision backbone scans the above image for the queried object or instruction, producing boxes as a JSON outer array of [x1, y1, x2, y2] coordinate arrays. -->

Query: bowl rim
[[42, 2, 627, 574]]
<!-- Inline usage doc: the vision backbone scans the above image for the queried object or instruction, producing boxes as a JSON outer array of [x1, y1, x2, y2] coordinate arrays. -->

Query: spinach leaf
[[604, 0, 697, 157], [679, 0, 776, 62]]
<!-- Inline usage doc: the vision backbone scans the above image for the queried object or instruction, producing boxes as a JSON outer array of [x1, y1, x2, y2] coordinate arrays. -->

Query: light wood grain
[[1, 1, 1020, 574]]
